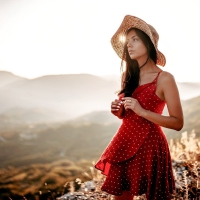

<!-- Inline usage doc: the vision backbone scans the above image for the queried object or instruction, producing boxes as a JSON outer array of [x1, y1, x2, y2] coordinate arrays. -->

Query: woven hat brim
[[111, 15, 166, 67]]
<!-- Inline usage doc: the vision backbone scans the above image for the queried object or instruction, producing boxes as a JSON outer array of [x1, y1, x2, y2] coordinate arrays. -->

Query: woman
[[95, 15, 183, 200]]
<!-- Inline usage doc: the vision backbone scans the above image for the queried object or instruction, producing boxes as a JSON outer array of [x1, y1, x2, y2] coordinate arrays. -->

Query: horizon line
[[0, 70, 199, 83]]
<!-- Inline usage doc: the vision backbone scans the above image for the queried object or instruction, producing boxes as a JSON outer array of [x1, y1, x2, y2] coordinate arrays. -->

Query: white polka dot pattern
[[95, 72, 175, 200]]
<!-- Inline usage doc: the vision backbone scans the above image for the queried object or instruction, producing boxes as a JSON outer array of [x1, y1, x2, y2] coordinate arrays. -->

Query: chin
[[129, 54, 137, 60], [130, 56, 137, 60]]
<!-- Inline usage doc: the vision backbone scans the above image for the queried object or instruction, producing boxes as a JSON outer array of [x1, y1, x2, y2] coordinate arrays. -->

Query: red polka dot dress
[[95, 72, 175, 200]]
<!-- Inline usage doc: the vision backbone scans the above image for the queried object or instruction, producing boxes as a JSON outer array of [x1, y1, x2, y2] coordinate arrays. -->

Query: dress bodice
[[96, 71, 166, 167]]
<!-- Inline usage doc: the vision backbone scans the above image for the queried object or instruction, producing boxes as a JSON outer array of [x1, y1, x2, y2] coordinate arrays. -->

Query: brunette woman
[[95, 15, 183, 200]]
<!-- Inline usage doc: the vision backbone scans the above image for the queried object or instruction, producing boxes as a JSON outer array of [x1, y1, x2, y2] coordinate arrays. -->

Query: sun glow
[[119, 34, 126, 43]]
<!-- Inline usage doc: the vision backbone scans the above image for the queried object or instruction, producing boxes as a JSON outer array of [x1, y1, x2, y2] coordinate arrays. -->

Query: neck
[[137, 55, 149, 68], [139, 59, 157, 73], [139, 57, 149, 69]]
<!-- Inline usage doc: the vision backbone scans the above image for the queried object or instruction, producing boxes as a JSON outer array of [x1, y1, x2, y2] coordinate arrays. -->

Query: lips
[[128, 50, 134, 54]]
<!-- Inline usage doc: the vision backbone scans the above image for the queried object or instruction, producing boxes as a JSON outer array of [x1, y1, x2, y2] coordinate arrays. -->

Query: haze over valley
[[0, 71, 200, 122]]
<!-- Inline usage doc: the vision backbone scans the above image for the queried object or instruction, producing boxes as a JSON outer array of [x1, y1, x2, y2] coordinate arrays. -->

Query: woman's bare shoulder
[[157, 70, 179, 95], [159, 71, 176, 84]]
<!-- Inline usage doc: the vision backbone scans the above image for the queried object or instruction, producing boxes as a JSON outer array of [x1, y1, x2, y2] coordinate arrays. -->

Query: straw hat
[[111, 15, 166, 66]]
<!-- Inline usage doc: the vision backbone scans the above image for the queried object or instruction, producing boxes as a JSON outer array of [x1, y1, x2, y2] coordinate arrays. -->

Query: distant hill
[[68, 95, 200, 140], [0, 71, 26, 87], [0, 71, 119, 119], [176, 82, 200, 100], [0, 107, 67, 126], [0, 71, 199, 123], [158, 95, 200, 139], [68, 110, 120, 125], [178, 95, 200, 134], [0, 122, 119, 167], [0, 95, 199, 178]]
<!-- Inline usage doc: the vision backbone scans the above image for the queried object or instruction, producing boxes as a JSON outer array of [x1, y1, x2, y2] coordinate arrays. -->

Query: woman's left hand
[[122, 97, 146, 116]]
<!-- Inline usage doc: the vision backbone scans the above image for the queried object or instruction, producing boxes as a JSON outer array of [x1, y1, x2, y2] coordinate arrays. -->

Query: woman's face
[[126, 29, 148, 61]]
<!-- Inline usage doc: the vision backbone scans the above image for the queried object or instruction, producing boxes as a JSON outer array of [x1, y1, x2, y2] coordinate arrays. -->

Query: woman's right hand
[[111, 99, 124, 118]]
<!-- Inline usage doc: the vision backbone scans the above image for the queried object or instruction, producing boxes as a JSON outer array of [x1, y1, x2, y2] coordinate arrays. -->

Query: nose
[[127, 40, 132, 48]]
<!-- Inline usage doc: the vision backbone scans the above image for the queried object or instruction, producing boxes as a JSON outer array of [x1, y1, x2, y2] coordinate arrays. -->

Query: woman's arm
[[123, 72, 184, 131]]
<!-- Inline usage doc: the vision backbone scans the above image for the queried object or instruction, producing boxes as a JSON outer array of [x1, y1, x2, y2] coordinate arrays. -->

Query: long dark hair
[[118, 28, 157, 97]]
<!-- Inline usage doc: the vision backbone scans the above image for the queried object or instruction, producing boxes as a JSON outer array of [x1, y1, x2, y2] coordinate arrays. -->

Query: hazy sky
[[0, 0, 200, 82]]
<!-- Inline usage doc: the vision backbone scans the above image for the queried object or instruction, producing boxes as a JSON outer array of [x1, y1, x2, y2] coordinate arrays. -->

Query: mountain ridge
[[0, 71, 199, 121]]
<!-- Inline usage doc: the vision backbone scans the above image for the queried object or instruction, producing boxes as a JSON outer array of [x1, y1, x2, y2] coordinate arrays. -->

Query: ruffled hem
[[94, 160, 111, 176]]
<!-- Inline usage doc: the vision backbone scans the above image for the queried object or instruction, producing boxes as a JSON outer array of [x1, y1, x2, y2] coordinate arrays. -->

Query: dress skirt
[[95, 123, 175, 200]]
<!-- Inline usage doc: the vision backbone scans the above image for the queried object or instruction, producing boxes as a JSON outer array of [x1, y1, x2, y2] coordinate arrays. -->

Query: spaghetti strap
[[153, 71, 162, 94], [153, 71, 162, 83]]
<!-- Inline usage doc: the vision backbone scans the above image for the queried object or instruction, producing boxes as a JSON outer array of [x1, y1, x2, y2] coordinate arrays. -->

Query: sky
[[0, 0, 200, 82]]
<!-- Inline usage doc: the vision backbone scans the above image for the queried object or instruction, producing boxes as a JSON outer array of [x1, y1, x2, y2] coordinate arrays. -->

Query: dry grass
[[169, 130, 200, 200], [1, 130, 200, 199]]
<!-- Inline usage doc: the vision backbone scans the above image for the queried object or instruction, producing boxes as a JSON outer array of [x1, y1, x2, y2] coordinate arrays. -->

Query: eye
[[133, 38, 138, 42]]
